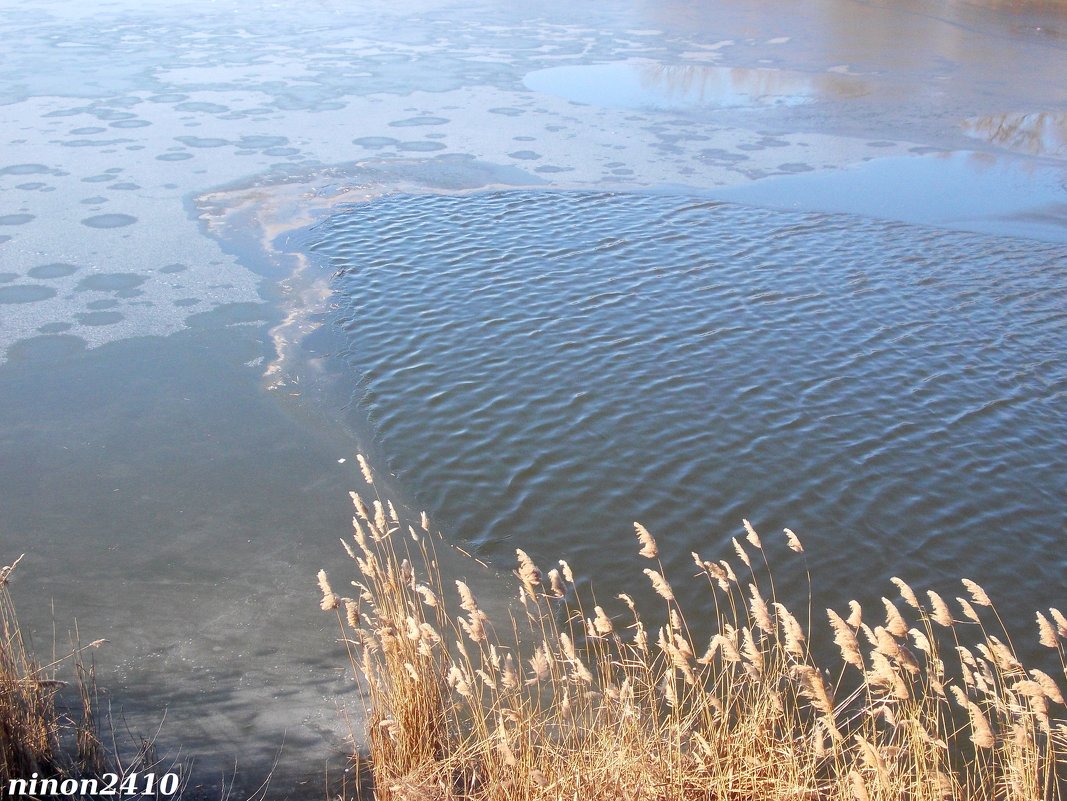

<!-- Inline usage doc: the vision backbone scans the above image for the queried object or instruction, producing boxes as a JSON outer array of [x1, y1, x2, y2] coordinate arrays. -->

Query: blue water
[[307, 190, 1067, 616]]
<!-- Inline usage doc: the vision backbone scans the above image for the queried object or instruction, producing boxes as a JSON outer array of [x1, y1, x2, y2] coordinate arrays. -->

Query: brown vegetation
[[0, 554, 107, 781], [0, 555, 184, 797], [323, 458, 1067, 800]]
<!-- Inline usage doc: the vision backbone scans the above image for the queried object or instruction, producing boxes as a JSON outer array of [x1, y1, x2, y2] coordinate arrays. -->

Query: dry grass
[[323, 458, 1067, 800], [0, 554, 106, 781], [0, 555, 188, 797]]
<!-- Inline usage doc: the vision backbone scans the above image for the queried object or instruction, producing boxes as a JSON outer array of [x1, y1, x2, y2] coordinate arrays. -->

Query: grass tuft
[[325, 458, 1067, 800], [0, 555, 190, 798]]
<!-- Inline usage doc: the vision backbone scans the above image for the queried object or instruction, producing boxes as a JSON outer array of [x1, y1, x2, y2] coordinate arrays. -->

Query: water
[[2, 0, 1067, 793], [524, 62, 869, 110], [714, 150, 1067, 243], [305, 191, 1067, 617]]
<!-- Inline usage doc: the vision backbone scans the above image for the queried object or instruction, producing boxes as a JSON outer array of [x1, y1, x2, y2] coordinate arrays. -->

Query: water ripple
[[309, 191, 1067, 616]]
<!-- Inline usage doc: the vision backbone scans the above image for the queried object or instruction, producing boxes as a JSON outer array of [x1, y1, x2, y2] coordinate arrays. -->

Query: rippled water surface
[[310, 191, 1067, 613]]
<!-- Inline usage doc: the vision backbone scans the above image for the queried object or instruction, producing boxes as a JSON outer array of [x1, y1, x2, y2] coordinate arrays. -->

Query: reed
[[1, 554, 101, 780], [0, 555, 187, 797], [324, 458, 1067, 800]]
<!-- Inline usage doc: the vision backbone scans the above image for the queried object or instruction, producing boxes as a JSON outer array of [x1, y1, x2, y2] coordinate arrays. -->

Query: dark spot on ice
[[0, 164, 51, 176], [353, 136, 399, 149], [81, 213, 137, 228], [28, 263, 79, 279], [175, 136, 229, 148], [62, 139, 135, 148], [696, 148, 749, 164], [43, 107, 87, 118], [76, 273, 146, 291], [388, 116, 449, 127], [76, 311, 124, 325], [396, 141, 446, 151], [0, 214, 35, 225], [93, 110, 136, 121], [236, 135, 289, 148], [0, 285, 57, 303], [174, 102, 230, 113]]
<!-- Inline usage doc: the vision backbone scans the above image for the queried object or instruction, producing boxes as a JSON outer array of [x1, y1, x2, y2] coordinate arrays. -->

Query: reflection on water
[[523, 61, 867, 111], [307, 191, 1067, 633], [712, 150, 1067, 243], [964, 111, 1067, 158]]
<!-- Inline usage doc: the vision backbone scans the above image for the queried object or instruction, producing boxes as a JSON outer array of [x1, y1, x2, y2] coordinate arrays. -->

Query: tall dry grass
[[323, 457, 1067, 800], [0, 554, 107, 780], [0, 554, 188, 796]]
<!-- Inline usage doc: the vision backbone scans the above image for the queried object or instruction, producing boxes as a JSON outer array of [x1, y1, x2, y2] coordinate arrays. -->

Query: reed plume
[[323, 470, 1067, 800]]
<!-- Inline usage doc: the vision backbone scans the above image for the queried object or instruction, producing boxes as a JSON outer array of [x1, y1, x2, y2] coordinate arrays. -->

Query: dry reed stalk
[[1, 556, 181, 794], [1, 554, 73, 781], [324, 474, 1067, 801]]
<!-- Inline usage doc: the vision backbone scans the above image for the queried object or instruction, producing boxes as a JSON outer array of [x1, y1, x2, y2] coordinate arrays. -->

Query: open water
[[303, 190, 1067, 616]]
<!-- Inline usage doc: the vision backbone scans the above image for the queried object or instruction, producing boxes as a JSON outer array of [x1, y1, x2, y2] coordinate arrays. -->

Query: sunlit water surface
[[305, 190, 1067, 617]]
